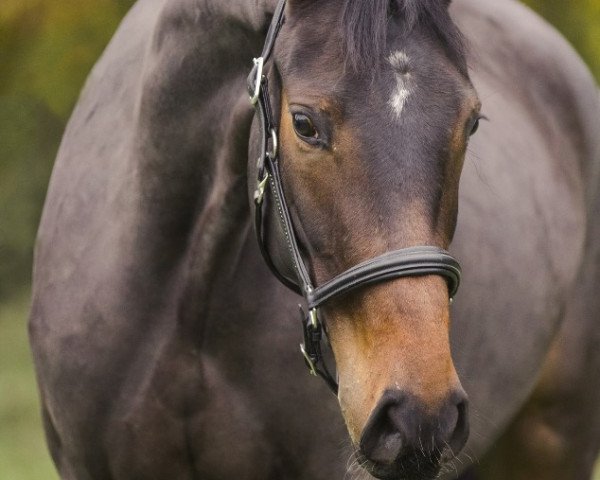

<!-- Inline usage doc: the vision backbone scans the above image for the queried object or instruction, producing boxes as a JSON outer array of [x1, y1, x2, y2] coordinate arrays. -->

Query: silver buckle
[[249, 57, 264, 105], [267, 128, 278, 159], [309, 308, 318, 328], [254, 172, 270, 204]]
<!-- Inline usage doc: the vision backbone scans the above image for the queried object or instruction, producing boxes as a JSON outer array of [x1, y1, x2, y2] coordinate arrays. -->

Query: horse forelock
[[340, 0, 467, 75]]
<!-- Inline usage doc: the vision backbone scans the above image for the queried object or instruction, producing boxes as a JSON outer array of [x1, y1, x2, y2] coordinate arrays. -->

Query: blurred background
[[0, 0, 598, 478]]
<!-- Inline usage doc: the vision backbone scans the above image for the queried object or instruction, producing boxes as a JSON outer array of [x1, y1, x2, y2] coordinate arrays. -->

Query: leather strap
[[261, 0, 286, 62], [247, 0, 287, 107], [266, 156, 313, 292], [307, 246, 460, 309], [252, 79, 306, 293]]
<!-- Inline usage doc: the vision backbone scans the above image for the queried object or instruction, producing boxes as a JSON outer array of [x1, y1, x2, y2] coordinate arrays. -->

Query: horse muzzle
[[358, 389, 469, 480]]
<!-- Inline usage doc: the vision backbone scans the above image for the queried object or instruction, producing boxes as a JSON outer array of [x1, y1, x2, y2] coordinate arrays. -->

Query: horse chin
[[358, 451, 443, 480]]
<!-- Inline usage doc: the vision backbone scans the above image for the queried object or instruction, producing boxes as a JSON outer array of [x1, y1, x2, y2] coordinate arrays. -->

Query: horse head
[[248, 0, 481, 478]]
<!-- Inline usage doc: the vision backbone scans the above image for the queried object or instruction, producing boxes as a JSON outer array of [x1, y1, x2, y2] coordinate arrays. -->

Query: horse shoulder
[[29, 2, 276, 476], [32, 0, 266, 324], [454, 0, 600, 190], [448, 0, 599, 461]]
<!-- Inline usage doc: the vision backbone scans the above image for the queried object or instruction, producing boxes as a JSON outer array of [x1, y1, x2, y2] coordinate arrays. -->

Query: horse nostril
[[359, 391, 406, 465], [359, 389, 470, 468], [446, 392, 469, 457]]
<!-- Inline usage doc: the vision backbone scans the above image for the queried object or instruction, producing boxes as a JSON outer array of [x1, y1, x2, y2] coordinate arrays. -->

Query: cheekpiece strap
[[247, 0, 287, 105], [261, 0, 286, 61]]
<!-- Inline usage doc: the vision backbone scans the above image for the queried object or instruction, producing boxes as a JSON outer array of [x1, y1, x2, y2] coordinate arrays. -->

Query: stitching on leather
[[270, 173, 302, 282], [308, 248, 460, 307]]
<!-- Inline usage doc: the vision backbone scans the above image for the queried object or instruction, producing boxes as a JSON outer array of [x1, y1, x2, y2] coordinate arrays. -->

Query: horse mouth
[[358, 450, 443, 480]]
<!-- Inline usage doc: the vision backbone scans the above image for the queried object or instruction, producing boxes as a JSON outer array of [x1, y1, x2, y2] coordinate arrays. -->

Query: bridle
[[247, 0, 462, 395]]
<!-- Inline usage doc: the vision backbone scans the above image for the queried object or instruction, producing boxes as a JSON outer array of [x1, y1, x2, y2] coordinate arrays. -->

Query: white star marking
[[388, 50, 412, 118]]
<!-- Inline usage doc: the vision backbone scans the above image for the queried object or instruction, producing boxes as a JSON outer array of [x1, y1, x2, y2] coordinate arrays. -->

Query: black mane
[[341, 0, 467, 73]]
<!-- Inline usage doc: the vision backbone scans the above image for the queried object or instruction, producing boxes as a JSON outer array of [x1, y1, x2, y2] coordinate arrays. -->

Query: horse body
[[452, 5, 600, 476], [29, 0, 600, 479], [451, 0, 599, 461]]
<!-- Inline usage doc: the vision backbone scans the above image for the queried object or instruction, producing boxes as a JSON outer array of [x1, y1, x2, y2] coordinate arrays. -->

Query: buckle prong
[[300, 344, 318, 376], [254, 172, 270, 204]]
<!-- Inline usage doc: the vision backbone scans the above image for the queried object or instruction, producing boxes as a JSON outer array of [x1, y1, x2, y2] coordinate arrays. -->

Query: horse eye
[[292, 113, 318, 139], [470, 118, 480, 136]]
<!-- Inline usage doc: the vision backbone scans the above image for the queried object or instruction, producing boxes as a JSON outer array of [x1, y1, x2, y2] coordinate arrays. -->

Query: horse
[[29, 0, 600, 478]]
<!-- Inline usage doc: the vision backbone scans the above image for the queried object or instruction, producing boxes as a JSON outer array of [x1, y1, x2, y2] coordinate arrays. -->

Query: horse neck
[[122, 0, 277, 312]]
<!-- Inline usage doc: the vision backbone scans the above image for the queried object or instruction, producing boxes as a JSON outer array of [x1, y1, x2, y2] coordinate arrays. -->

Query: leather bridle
[[247, 0, 462, 395]]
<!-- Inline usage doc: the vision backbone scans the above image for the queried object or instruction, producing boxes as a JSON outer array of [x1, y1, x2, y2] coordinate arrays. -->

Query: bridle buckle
[[267, 128, 278, 159], [309, 308, 318, 328], [254, 171, 270, 205], [300, 311, 322, 377], [249, 57, 264, 105], [298, 306, 338, 393]]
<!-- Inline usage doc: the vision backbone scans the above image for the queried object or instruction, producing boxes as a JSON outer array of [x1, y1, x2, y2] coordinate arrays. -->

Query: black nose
[[359, 389, 469, 475]]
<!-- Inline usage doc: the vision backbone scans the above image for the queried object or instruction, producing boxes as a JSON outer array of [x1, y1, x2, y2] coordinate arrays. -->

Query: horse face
[[271, 1, 480, 477]]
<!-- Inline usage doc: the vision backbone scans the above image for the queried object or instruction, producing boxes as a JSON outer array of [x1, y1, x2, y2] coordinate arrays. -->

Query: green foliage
[[0, 0, 135, 300], [0, 0, 134, 119], [522, 0, 600, 81], [0, 97, 61, 298]]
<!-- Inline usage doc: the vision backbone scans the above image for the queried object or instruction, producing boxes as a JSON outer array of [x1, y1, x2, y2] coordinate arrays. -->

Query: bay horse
[[29, 0, 600, 478]]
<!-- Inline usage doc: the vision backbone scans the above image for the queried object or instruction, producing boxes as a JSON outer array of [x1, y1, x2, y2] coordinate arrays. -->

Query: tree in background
[[0, 0, 598, 299], [0, 0, 134, 298]]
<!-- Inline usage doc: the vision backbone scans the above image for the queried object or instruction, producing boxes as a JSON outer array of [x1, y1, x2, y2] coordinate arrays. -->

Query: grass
[[0, 292, 58, 480], [0, 292, 599, 480]]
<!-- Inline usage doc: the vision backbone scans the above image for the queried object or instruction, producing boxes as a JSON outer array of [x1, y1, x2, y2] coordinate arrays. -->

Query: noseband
[[247, 0, 461, 395]]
